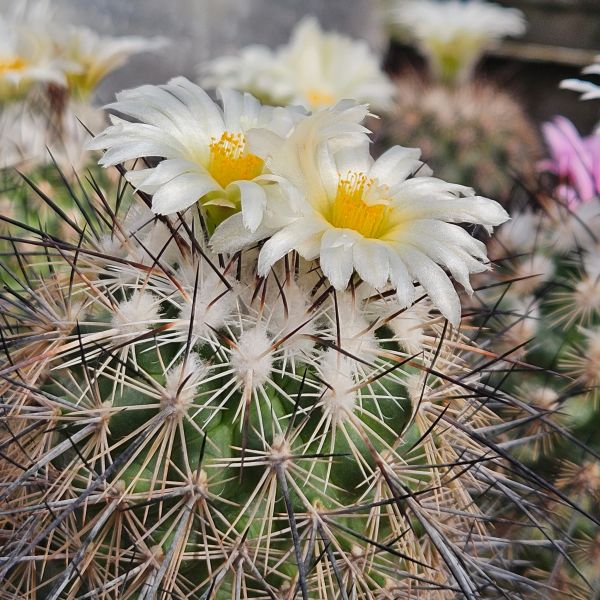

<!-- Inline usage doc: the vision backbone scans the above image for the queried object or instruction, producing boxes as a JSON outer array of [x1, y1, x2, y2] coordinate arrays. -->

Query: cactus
[[386, 76, 541, 201], [0, 163, 596, 599], [470, 192, 600, 592]]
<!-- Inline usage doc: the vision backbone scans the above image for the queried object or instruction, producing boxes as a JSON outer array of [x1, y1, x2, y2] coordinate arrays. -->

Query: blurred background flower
[[201, 17, 394, 111], [562, 55, 600, 102], [386, 0, 527, 85], [539, 116, 600, 207]]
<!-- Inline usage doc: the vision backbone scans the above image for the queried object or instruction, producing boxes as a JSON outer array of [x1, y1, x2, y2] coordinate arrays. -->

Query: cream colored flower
[[88, 77, 302, 232], [561, 56, 600, 132], [0, 101, 49, 169], [90, 81, 507, 326], [202, 17, 394, 111], [0, 11, 66, 100], [561, 55, 600, 100], [388, 0, 526, 84], [232, 107, 509, 325], [59, 26, 167, 100]]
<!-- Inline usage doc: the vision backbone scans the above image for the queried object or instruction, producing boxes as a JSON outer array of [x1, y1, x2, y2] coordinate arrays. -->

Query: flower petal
[[211, 212, 274, 253], [368, 145, 423, 187], [320, 229, 360, 290], [394, 244, 462, 326], [352, 240, 390, 289], [258, 219, 325, 276], [151, 173, 217, 215], [235, 180, 268, 233]]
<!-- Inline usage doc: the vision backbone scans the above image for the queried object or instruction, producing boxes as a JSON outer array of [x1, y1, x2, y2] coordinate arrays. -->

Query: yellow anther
[[329, 172, 388, 238], [208, 131, 264, 189]]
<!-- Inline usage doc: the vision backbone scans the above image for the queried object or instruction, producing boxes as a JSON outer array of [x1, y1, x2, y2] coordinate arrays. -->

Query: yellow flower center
[[306, 88, 336, 109], [329, 172, 389, 239], [0, 56, 27, 74], [208, 131, 264, 189]]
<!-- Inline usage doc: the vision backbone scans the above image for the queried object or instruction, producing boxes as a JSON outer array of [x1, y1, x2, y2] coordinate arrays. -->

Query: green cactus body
[[0, 171, 593, 598]]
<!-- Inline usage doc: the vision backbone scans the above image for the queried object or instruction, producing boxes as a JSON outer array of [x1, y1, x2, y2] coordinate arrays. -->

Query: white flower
[[0, 96, 105, 171], [560, 54, 600, 100], [89, 81, 507, 327], [561, 56, 600, 126], [211, 100, 371, 251], [488, 209, 544, 257], [59, 25, 168, 99], [201, 17, 394, 111], [0, 101, 49, 169], [387, 0, 526, 84], [0, 11, 67, 99], [231, 106, 508, 326], [87, 77, 302, 231]]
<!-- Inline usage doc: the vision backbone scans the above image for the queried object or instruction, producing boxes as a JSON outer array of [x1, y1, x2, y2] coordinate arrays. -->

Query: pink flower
[[539, 116, 600, 207]]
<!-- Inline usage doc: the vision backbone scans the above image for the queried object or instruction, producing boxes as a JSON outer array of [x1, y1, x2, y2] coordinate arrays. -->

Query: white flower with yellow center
[[88, 77, 302, 230], [201, 17, 394, 111], [210, 100, 371, 249], [241, 109, 509, 325], [0, 14, 66, 100], [59, 26, 167, 100], [388, 0, 526, 84]]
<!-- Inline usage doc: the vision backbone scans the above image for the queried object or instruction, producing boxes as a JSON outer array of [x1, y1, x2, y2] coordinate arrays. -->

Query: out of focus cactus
[[0, 165, 594, 598], [387, 76, 541, 201]]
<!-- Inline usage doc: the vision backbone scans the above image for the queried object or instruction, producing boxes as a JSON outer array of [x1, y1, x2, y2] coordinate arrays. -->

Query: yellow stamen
[[208, 131, 264, 189], [0, 56, 27, 74], [306, 88, 335, 109], [329, 172, 388, 238]]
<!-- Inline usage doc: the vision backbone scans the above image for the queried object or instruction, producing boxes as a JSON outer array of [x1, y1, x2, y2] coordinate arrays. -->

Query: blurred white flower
[[0, 101, 49, 169], [561, 56, 600, 132], [201, 17, 394, 111], [0, 1, 168, 171], [561, 56, 600, 100], [222, 105, 509, 325], [0, 12, 67, 100], [387, 0, 526, 84], [59, 26, 168, 100], [0, 99, 105, 172], [88, 77, 302, 231]]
